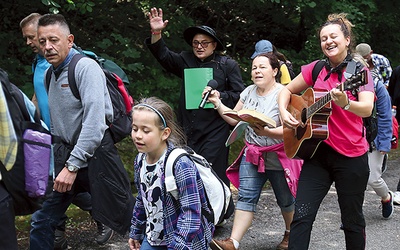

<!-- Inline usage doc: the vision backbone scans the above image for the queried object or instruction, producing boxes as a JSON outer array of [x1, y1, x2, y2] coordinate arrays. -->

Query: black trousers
[[289, 143, 369, 250], [0, 181, 18, 250]]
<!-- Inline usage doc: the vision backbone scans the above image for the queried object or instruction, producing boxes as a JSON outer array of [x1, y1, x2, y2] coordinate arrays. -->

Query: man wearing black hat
[[145, 7, 245, 188]]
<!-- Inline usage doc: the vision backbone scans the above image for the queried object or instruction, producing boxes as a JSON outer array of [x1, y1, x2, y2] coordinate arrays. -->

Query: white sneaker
[[393, 191, 400, 205]]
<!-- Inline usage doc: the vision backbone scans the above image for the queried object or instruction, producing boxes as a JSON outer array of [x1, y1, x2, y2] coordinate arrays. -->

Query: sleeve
[[375, 82, 393, 152], [169, 156, 204, 249], [145, 37, 186, 78], [301, 60, 320, 87], [129, 155, 146, 241], [279, 63, 291, 85], [383, 57, 393, 86], [68, 59, 108, 168], [219, 58, 245, 108]]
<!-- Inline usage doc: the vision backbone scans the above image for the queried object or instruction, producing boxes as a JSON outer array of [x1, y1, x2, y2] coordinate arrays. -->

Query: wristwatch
[[342, 98, 351, 110], [66, 163, 79, 173]]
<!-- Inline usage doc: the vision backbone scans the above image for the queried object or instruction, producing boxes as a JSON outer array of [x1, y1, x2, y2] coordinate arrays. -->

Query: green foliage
[[1, 0, 400, 182]]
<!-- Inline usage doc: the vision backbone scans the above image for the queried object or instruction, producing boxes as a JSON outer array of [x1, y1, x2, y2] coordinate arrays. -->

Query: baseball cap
[[251, 40, 273, 59], [356, 43, 372, 57]]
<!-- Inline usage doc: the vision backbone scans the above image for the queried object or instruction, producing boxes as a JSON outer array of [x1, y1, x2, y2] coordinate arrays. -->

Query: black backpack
[[46, 52, 134, 143], [281, 60, 296, 80], [0, 68, 49, 215], [312, 59, 378, 149]]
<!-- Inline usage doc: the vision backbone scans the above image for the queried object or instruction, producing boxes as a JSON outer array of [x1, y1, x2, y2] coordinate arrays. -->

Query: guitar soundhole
[[301, 108, 307, 124]]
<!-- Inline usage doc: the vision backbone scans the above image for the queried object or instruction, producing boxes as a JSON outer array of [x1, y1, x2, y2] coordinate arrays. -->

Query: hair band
[[135, 104, 167, 128]]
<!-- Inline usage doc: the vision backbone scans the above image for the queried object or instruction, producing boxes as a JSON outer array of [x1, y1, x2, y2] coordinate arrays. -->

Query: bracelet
[[151, 30, 161, 35], [214, 100, 222, 110]]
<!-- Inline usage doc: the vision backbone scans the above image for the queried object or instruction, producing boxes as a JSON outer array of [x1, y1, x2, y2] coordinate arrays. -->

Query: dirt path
[[17, 156, 400, 249]]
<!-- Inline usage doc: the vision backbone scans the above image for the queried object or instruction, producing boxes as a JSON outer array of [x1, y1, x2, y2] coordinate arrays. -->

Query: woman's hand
[[202, 87, 220, 106], [330, 88, 349, 109], [280, 109, 299, 129], [128, 238, 141, 250], [251, 123, 269, 136], [147, 7, 168, 32]]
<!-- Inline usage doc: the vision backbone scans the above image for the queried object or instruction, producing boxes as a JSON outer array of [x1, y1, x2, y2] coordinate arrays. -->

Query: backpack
[[0, 68, 51, 215], [46, 52, 134, 143], [164, 147, 234, 226], [281, 60, 296, 80], [165, 147, 233, 225], [312, 59, 378, 148]]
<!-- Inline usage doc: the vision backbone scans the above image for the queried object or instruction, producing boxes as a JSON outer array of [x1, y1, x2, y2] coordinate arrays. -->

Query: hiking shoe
[[54, 229, 68, 250], [276, 231, 289, 250], [382, 191, 394, 219], [95, 221, 114, 245], [393, 191, 400, 205], [209, 238, 237, 250]]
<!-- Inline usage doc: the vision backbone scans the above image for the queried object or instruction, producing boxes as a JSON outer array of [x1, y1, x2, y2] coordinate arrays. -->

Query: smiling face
[[131, 109, 170, 162], [251, 56, 278, 87], [37, 24, 74, 68], [191, 33, 217, 61], [319, 23, 350, 66]]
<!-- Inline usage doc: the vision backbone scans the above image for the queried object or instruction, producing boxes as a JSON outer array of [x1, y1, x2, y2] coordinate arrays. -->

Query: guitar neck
[[305, 71, 365, 120], [306, 92, 333, 119]]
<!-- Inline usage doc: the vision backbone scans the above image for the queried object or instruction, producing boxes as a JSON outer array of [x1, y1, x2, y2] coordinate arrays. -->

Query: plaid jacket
[[130, 143, 214, 249]]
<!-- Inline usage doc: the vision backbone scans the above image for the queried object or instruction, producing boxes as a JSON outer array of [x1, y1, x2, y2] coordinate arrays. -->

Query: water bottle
[[392, 106, 397, 117]]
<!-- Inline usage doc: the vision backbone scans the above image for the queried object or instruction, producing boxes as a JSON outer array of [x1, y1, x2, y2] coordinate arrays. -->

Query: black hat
[[183, 25, 224, 51]]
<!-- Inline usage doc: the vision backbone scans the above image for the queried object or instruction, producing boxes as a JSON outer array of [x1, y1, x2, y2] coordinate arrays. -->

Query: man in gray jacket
[[30, 14, 134, 249]]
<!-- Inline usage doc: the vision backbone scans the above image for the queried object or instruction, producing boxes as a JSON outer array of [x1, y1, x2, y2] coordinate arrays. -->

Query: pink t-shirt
[[301, 60, 375, 157]]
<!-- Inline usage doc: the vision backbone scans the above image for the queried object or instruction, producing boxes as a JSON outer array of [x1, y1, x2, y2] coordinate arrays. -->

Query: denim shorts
[[236, 155, 295, 213]]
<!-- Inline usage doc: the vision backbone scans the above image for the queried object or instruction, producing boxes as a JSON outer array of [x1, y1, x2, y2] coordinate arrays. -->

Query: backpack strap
[[67, 54, 85, 100], [165, 148, 188, 200], [312, 60, 326, 85]]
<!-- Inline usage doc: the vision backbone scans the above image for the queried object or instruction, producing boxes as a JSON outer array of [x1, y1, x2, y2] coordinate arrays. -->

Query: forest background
[[1, 0, 400, 180]]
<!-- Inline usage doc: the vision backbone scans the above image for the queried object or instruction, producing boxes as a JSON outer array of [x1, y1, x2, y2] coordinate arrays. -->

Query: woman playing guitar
[[277, 13, 374, 250]]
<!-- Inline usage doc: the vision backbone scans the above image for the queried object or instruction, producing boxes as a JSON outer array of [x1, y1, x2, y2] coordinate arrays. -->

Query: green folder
[[184, 68, 214, 109]]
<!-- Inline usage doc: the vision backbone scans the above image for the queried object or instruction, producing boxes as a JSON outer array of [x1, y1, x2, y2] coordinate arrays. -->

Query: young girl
[[128, 97, 214, 250]]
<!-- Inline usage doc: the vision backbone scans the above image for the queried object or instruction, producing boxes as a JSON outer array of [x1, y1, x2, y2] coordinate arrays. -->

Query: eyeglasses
[[192, 40, 214, 48]]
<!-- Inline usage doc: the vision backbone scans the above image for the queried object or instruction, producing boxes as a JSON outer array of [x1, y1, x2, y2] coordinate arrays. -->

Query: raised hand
[[147, 7, 169, 32]]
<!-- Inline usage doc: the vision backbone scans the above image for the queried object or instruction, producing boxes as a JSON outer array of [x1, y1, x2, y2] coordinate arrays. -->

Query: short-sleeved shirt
[[240, 84, 283, 170], [301, 60, 374, 157]]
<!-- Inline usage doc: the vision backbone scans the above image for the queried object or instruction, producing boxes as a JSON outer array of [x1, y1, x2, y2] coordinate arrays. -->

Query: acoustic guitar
[[283, 70, 368, 159]]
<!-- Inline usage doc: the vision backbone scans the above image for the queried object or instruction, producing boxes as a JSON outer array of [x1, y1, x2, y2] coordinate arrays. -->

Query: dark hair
[[272, 45, 288, 62], [132, 97, 186, 147], [254, 52, 281, 81], [318, 13, 355, 52], [20, 13, 41, 29], [38, 14, 70, 34]]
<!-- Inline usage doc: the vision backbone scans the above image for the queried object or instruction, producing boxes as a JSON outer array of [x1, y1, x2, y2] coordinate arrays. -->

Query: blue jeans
[[236, 155, 295, 213], [30, 168, 90, 249], [140, 237, 168, 250]]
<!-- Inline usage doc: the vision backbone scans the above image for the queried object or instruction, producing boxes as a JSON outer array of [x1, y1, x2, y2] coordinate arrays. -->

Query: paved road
[[57, 155, 400, 250]]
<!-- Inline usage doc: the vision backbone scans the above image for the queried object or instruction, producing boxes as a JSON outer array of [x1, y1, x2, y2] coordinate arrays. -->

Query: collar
[[323, 53, 352, 82], [51, 49, 79, 79]]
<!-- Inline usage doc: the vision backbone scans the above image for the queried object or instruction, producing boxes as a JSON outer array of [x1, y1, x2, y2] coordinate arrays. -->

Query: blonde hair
[[20, 13, 42, 29], [132, 97, 186, 147]]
